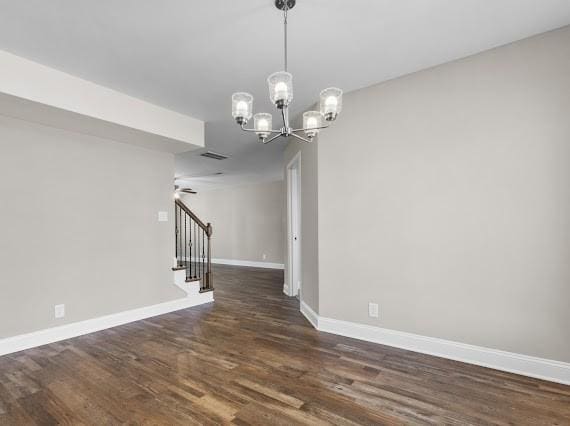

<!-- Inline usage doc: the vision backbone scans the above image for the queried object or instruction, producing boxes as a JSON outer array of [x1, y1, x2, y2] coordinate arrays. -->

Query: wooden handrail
[[175, 199, 211, 236]]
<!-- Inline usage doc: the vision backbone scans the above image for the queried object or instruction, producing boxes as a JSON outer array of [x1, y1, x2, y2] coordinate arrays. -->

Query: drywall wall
[[0, 115, 181, 338], [182, 180, 285, 265], [317, 26, 570, 363], [284, 140, 320, 314]]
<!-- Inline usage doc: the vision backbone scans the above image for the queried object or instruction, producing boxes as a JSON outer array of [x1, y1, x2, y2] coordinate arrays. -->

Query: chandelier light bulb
[[232, 92, 253, 124], [324, 96, 338, 113], [320, 87, 343, 121], [236, 101, 249, 116], [303, 111, 322, 139], [274, 82, 289, 101], [254, 113, 273, 140], [267, 71, 293, 108]]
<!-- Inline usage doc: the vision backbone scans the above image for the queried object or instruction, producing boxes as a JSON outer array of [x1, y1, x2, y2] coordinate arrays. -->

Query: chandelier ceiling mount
[[274, 0, 296, 11]]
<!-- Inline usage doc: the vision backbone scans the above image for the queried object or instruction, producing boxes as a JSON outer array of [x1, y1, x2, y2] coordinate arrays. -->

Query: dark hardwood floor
[[1, 265, 569, 425]]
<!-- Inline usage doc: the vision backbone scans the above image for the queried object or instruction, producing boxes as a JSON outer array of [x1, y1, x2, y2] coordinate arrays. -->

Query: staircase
[[173, 199, 213, 293]]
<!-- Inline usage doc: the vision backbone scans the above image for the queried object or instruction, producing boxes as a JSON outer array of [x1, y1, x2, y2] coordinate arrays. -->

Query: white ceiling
[[1, 0, 570, 191]]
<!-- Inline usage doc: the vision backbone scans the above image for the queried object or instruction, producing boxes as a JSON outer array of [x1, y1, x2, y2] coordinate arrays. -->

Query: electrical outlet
[[158, 211, 168, 222], [368, 303, 379, 318], [54, 304, 65, 319], [262, 253, 267, 260]]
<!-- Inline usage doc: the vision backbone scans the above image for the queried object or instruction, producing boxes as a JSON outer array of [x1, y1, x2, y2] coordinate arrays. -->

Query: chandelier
[[231, 0, 343, 144]]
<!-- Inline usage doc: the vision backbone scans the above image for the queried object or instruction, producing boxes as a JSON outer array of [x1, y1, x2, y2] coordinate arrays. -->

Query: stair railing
[[174, 199, 213, 292]]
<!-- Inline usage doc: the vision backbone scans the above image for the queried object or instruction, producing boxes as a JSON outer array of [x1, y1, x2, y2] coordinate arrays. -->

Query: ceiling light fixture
[[231, 0, 343, 144]]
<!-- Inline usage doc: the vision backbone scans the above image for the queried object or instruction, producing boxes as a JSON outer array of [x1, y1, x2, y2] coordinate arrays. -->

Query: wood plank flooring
[[0, 264, 569, 425]]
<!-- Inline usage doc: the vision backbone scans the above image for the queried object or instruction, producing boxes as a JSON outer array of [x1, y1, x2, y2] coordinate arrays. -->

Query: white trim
[[0, 292, 213, 357], [300, 300, 319, 329], [211, 258, 284, 270], [286, 151, 302, 298], [302, 314, 570, 385], [173, 269, 201, 295], [283, 283, 290, 295]]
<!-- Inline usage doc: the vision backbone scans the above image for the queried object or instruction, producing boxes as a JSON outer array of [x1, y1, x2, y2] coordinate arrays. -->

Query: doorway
[[286, 152, 301, 298]]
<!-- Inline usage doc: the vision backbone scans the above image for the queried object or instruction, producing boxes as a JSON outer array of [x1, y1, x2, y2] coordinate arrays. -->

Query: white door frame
[[286, 151, 301, 298]]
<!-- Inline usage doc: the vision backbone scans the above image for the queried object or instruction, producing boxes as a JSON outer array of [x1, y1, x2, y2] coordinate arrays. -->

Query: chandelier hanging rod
[[284, 7, 288, 72]]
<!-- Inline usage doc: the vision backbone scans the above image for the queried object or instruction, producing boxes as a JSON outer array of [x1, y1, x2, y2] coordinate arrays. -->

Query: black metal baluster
[[190, 213, 192, 277], [175, 205, 178, 264], [190, 217, 193, 278], [197, 226, 201, 280], [193, 221, 197, 279], [196, 221, 200, 279], [197, 226, 201, 279], [206, 223, 212, 291], [178, 205, 182, 267], [180, 205, 183, 268], [202, 227, 205, 286], [180, 210, 187, 276]]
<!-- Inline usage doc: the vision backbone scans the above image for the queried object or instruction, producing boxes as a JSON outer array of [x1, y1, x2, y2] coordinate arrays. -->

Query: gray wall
[[284, 140, 320, 314], [183, 180, 285, 264], [315, 26, 570, 362], [0, 115, 180, 338]]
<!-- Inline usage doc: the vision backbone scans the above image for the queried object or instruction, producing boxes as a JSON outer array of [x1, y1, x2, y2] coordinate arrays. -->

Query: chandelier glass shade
[[320, 87, 343, 121], [231, 92, 253, 124], [231, 0, 343, 144], [267, 71, 294, 107], [254, 113, 273, 139], [303, 111, 322, 138]]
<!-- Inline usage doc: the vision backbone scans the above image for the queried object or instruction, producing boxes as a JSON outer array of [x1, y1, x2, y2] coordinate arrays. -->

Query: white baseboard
[[212, 258, 284, 270], [300, 300, 319, 329], [0, 292, 214, 357], [178, 256, 284, 270], [301, 313, 569, 385], [283, 283, 290, 296]]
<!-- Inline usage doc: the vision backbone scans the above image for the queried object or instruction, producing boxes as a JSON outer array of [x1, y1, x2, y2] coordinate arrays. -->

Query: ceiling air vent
[[200, 151, 229, 160]]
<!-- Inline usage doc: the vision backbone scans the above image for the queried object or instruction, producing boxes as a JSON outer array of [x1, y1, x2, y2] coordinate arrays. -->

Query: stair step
[[172, 266, 187, 271], [185, 277, 201, 283], [199, 288, 214, 293]]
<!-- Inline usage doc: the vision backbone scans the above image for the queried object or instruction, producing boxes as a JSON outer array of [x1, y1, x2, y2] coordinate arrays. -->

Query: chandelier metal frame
[[231, 0, 343, 144]]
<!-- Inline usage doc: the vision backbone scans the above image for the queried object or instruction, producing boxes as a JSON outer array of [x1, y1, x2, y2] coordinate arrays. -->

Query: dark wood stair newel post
[[205, 222, 213, 290]]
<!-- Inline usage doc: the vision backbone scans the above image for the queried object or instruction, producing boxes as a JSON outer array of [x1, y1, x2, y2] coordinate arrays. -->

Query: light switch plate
[[158, 211, 168, 222], [54, 304, 65, 319]]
